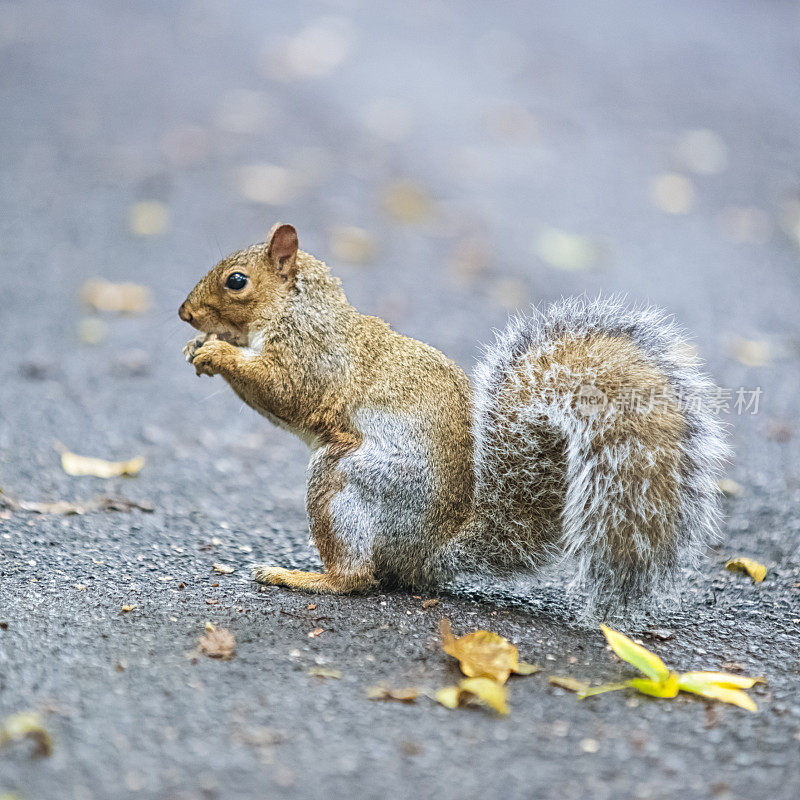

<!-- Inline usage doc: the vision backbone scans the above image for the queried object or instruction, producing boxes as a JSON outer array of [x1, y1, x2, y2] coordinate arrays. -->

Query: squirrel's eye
[[225, 272, 248, 290]]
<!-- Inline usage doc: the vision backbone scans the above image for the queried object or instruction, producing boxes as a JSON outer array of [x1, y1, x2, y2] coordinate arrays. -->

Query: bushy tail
[[468, 296, 728, 612]]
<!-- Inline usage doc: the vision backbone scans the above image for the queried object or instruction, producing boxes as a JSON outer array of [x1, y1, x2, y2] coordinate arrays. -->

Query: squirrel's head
[[179, 223, 299, 345]]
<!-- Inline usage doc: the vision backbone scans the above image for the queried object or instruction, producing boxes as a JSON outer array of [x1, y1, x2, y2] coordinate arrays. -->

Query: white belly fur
[[325, 407, 435, 568]]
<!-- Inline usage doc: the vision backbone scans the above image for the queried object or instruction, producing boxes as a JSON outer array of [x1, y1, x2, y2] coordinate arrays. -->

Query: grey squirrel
[[179, 221, 728, 614]]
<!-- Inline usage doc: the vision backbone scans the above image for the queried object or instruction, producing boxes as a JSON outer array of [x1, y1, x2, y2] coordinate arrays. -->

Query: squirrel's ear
[[266, 223, 299, 281]]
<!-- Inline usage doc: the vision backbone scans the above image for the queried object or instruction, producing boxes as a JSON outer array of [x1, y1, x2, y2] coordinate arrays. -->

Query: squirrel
[[179, 221, 728, 613]]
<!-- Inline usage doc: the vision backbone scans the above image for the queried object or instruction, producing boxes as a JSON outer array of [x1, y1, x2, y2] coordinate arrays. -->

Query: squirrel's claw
[[183, 333, 209, 364], [253, 564, 376, 594]]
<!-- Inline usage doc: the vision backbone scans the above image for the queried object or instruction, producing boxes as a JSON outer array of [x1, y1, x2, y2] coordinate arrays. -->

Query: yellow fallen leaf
[[366, 686, 419, 702], [679, 671, 765, 690], [534, 227, 599, 271], [81, 279, 152, 314], [549, 676, 591, 693], [120, 605, 136, 613], [726, 558, 766, 583], [678, 673, 758, 712], [439, 618, 537, 683], [129, 200, 169, 236], [60, 450, 144, 478], [308, 668, 341, 679], [572, 627, 763, 710], [435, 686, 461, 709], [459, 677, 509, 715], [436, 678, 509, 715], [730, 338, 771, 368], [577, 682, 631, 698], [600, 625, 670, 681], [328, 226, 376, 265], [0, 711, 52, 757], [717, 478, 742, 497], [381, 180, 432, 223], [628, 673, 680, 698]]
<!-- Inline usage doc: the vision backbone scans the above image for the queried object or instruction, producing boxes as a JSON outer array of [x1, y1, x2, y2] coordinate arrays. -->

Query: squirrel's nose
[[178, 302, 193, 323]]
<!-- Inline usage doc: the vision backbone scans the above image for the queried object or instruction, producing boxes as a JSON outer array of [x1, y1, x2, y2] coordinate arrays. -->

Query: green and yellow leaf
[[577, 682, 632, 698], [678, 674, 758, 712], [679, 671, 764, 690], [600, 625, 670, 681], [629, 673, 680, 698]]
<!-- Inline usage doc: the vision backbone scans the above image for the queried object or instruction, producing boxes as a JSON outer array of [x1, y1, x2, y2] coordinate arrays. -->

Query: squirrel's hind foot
[[252, 564, 375, 594]]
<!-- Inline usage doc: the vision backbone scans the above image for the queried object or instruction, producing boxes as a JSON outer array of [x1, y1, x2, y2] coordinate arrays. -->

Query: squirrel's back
[[460, 296, 727, 612]]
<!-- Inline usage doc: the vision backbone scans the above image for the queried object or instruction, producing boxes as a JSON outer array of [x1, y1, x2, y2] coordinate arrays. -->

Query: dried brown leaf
[[366, 686, 419, 703], [0, 711, 52, 757], [381, 181, 433, 223], [198, 627, 236, 660], [549, 676, 591, 693], [81, 279, 152, 314], [59, 449, 144, 478], [439, 619, 537, 684], [308, 668, 341, 679], [328, 226, 376, 265], [0, 493, 153, 516]]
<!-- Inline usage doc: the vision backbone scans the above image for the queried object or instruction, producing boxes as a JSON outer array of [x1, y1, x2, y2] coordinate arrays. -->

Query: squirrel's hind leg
[[252, 565, 375, 593], [253, 443, 380, 594]]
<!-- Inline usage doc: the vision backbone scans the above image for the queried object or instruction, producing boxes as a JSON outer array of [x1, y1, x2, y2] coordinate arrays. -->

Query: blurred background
[[2, 1, 800, 798], [2, 0, 799, 485]]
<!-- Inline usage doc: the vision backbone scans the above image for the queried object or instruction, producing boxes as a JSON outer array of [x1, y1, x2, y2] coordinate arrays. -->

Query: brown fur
[[180, 223, 719, 607], [492, 331, 685, 581], [180, 224, 473, 592]]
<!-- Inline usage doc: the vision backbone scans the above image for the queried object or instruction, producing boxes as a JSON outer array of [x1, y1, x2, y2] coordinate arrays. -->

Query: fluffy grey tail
[[467, 295, 728, 613]]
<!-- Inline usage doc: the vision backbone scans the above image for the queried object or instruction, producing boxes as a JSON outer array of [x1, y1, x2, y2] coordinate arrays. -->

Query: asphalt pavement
[[1, 1, 799, 798]]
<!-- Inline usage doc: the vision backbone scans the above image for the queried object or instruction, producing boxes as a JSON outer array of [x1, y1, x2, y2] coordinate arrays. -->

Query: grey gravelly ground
[[1, 0, 800, 798]]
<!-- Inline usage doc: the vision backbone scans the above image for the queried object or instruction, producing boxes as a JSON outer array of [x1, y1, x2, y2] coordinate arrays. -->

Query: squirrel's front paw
[[189, 338, 234, 377], [183, 333, 210, 364]]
